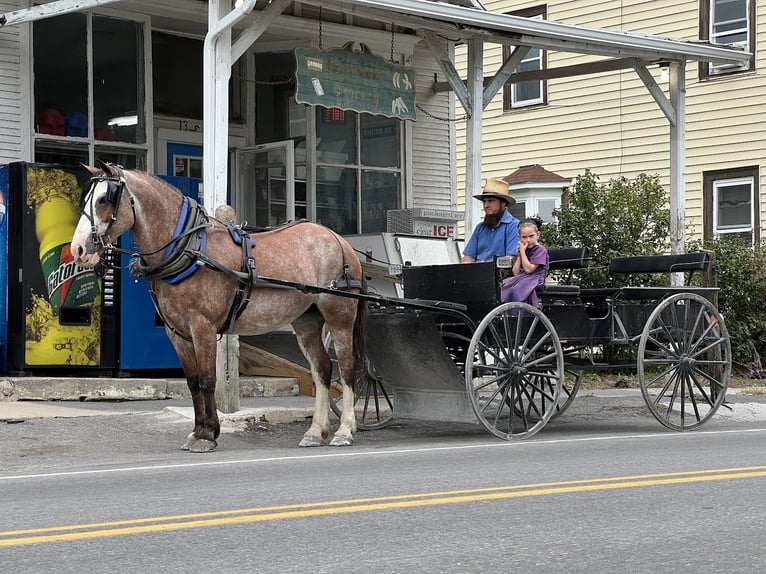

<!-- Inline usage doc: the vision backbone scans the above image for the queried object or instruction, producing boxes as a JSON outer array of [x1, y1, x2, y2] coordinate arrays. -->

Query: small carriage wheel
[[465, 302, 564, 440], [324, 331, 394, 430], [637, 292, 731, 431]]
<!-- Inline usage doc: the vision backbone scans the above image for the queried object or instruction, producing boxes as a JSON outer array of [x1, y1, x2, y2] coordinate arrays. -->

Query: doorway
[[236, 140, 297, 227]]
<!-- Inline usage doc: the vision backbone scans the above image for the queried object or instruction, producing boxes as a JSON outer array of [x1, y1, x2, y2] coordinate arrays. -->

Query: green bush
[[543, 169, 670, 288], [703, 236, 766, 368]]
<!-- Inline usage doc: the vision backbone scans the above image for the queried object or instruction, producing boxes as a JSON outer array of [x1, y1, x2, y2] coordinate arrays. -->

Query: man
[[460, 178, 520, 263]]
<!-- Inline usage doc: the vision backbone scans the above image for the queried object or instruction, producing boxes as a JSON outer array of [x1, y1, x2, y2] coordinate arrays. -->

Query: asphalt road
[[3, 392, 766, 573]]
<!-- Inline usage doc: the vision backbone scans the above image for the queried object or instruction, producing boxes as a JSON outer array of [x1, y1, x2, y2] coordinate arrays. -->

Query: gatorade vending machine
[[4, 162, 117, 373]]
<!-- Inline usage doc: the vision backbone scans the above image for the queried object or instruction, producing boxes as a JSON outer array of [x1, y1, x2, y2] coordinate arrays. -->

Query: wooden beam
[[1, 0, 120, 26], [433, 57, 648, 93]]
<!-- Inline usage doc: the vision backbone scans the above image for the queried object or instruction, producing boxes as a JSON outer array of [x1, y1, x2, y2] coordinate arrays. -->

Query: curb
[[0, 376, 300, 402]]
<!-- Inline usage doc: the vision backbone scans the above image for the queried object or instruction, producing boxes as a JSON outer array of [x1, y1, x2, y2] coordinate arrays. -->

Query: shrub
[[703, 236, 766, 370], [543, 169, 670, 288]]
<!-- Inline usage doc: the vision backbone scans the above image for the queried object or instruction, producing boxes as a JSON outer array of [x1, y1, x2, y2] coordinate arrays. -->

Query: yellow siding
[[457, 1, 766, 243]]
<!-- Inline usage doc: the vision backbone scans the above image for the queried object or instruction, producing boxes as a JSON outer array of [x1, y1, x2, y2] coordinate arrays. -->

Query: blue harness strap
[[225, 222, 255, 248]]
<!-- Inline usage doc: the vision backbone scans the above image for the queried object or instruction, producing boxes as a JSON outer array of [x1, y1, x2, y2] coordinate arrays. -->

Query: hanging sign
[[295, 42, 416, 120]]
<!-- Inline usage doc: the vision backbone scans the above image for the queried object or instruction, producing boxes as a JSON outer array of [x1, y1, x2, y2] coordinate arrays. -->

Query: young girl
[[500, 217, 549, 306]]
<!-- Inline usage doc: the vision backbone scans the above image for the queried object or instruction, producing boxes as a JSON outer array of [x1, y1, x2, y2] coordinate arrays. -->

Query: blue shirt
[[462, 210, 519, 262]]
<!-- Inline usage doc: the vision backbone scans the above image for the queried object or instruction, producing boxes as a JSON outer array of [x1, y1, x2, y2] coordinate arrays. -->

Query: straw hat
[[473, 178, 516, 205]]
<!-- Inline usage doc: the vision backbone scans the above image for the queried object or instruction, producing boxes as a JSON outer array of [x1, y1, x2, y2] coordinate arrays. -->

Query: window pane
[[537, 199, 557, 222], [509, 202, 526, 220], [152, 32, 203, 119], [716, 182, 751, 228], [361, 171, 400, 233], [714, 0, 746, 23], [360, 114, 400, 167], [95, 147, 145, 170], [317, 167, 357, 234], [34, 142, 89, 168], [93, 16, 144, 144], [316, 107, 356, 164], [34, 13, 87, 136]]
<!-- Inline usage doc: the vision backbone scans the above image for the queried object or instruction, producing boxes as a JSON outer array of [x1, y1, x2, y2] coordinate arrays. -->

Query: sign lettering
[[295, 43, 416, 120]]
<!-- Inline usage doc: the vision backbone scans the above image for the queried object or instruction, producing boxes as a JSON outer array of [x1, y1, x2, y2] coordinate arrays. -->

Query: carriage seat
[[536, 246, 591, 298], [581, 251, 715, 301]]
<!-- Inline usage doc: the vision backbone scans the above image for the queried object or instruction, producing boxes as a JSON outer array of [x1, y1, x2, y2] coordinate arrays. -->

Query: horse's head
[[71, 161, 135, 267]]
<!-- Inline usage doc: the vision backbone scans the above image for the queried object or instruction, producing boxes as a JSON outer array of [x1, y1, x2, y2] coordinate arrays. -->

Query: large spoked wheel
[[465, 302, 564, 440], [325, 331, 394, 430], [638, 292, 731, 431]]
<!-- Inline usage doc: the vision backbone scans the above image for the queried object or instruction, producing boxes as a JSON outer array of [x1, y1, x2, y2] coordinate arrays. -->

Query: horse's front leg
[[180, 373, 220, 453], [173, 334, 220, 453]]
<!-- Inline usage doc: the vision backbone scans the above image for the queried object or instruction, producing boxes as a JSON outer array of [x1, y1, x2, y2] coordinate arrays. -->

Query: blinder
[[79, 163, 132, 253]]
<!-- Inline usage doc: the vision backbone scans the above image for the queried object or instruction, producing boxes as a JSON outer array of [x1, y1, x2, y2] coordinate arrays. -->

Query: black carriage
[[343, 248, 730, 440]]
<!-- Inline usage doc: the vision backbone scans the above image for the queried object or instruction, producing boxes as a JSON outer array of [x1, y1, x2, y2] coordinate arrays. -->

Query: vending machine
[[4, 162, 117, 374], [0, 166, 8, 372], [117, 175, 202, 370]]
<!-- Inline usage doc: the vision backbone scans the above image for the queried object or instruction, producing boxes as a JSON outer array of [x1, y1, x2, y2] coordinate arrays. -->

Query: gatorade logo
[[47, 248, 92, 305]]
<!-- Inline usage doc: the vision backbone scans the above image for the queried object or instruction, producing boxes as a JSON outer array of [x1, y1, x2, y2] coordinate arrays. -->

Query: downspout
[[202, 0, 257, 211]]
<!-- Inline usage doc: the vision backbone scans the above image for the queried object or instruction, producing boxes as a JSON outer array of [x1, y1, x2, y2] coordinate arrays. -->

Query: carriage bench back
[[605, 251, 715, 301], [536, 246, 591, 298]]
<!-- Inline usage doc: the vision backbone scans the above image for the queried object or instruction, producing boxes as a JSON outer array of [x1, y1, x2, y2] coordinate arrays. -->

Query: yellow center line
[[3, 465, 766, 547]]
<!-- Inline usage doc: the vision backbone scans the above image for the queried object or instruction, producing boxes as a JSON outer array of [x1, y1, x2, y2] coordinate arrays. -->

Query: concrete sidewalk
[[0, 375, 315, 423]]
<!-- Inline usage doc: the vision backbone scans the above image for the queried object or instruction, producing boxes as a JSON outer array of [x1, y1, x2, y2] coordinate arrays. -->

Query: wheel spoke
[[639, 293, 730, 431]]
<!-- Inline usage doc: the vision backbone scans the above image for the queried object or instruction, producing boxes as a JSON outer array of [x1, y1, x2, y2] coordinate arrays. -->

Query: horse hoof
[[329, 435, 353, 447], [298, 436, 324, 447], [188, 439, 218, 453], [181, 432, 196, 451]]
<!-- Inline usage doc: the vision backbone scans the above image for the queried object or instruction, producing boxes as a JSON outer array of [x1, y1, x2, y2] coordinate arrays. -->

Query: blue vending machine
[[0, 166, 8, 373], [118, 176, 203, 371]]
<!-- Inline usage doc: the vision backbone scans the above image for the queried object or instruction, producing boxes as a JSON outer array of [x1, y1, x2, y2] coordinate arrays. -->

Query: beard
[[483, 213, 501, 230]]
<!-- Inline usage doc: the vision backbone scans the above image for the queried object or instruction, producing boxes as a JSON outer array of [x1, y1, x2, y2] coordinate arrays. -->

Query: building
[[456, 0, 763, 247], [0, 0, 749, 374]]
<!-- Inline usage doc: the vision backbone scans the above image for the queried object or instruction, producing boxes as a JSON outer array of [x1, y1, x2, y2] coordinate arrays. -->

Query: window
[[33, 13, 147, 168], [315, 108, 402, 234], [503, 6, 547, 110], [152, 32, 245, 123], [703, 166, 759, 245], [700, 0, 755, 77]]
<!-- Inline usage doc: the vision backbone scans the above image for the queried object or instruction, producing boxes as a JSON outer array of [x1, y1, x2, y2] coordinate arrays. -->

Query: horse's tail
[[352, 278, 369, 392]]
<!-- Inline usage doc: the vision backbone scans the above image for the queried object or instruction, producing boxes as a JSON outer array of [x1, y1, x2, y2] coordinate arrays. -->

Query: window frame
[[703, 165, 760, 246], [503, 5, 547, 111], [314, 107, 405, 234], [699, 0, 755, 78], [32, 11, 152, 169]]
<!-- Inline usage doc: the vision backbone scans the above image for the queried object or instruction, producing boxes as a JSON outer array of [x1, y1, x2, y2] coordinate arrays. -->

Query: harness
[[81, 164, 365, 341]]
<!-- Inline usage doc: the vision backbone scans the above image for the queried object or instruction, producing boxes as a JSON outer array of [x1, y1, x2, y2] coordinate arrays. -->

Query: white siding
[[410, 38, 456, 210], [0, 0, 23, 163]]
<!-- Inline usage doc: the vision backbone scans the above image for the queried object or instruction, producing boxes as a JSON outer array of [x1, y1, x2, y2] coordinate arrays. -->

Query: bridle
[[78, 163, 136, 253]]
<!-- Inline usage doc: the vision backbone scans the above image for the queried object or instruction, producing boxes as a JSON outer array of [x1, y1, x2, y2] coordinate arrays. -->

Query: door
[[236, 141, 296, 227], [167, 142, 203, 179]]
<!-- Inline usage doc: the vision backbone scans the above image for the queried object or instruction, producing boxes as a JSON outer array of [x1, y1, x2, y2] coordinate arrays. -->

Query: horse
[[70, 162, 367, 453]]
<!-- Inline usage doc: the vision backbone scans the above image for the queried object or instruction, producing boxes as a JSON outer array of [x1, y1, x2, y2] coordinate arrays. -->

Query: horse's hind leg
[[171, 332, 220, 453], [293, 312, 334, 447]]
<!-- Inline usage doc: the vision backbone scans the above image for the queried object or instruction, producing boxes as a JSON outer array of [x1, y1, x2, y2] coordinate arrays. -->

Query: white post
[[668, 61, 686, 256], [465, 38, 484, 233], [204, 0, 239, 412]]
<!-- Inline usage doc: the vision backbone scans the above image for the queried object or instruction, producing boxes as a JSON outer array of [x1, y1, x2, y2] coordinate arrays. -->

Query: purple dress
[[500, 244, 549, 307]]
